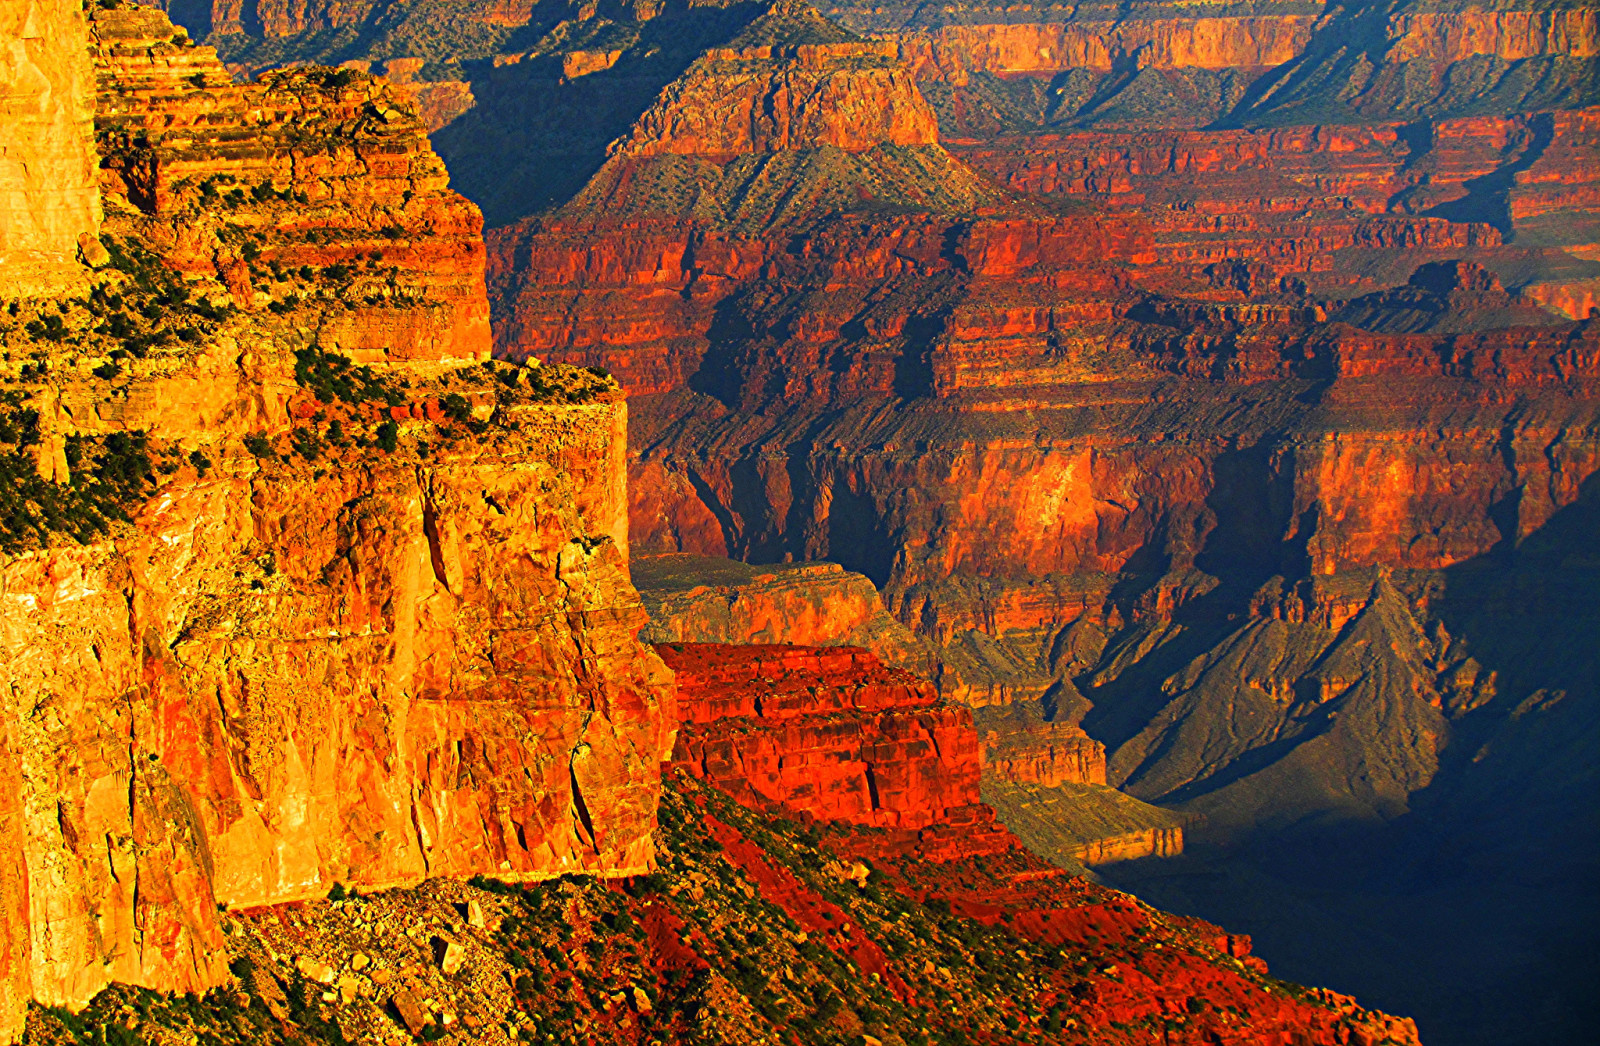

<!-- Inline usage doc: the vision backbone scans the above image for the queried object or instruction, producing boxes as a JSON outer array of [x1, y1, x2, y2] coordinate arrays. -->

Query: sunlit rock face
[[0, 0, 101, 296]]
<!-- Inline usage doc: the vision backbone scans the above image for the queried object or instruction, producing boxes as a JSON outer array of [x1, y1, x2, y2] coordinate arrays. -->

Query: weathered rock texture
[[660, 644, 996, 841], [0, 5, 673, 1040], [0, 0, 101, 296], [93, 3, 491, 363], [631, 552, 934, 673]]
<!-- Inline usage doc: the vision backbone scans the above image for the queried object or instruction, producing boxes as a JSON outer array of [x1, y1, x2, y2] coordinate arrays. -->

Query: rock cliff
[[0, 5, 673, 1039], [659, 643, 1007, 852], [0, 0, 101, 297]]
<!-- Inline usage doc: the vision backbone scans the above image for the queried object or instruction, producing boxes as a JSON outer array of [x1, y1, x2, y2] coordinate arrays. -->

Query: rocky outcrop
[[0, 0, 101, 296], [16, 779, 1422, 1046], [613, 38, 938, 160], [632, 553, 934, 673], [554, 4, 1001, 231], [981, 719, 1106, 789], [0, 5, 674, 1040], [93, 3, 491, 363], [1384, 6, 1597, 63], [885, 3, 1596, 85], [982, 778, 1187, 869], [659, 643, 1009, 852]]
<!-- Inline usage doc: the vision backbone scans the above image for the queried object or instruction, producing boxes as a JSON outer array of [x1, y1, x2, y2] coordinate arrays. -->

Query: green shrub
[[375, 420, 398, 453]]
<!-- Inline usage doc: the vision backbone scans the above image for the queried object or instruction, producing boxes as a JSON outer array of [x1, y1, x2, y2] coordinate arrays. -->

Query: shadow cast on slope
[[432, 0, 764, 227], [1104, 475, 1600, 1046]]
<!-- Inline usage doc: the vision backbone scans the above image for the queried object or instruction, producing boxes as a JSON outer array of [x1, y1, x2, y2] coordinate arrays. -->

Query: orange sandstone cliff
[[0, 5, 672, 1039], [0, 0, 102, 296]]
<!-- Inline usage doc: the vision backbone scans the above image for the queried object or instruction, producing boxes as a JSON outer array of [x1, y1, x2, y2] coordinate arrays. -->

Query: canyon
[[460, 4, 1593, 1044], [0, 4, 1437, 1045], [5, 0, 1596, 1042]]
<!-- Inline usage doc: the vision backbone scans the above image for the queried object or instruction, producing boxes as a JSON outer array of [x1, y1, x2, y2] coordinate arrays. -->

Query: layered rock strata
[[983, 780, 1187, 869], [0, 5, 673, 1040], [631, 552, 933, 673], [659, 643, 1010, 856]]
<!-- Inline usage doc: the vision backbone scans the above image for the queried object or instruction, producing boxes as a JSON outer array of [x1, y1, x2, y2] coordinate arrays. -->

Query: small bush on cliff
[[441, 392, 473, 425], [293, 346, 400, 406], [0, 431, 155, 553], [243, 433, 275, 460], [375, 420, 399, 453], [290, 427, 323, 461], [25, 313, 68, 342]]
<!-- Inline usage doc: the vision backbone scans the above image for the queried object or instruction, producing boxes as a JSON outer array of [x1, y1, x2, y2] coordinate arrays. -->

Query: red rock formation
[[1384, 6, 1598, 62], [881, 3, 1595, 85], [660, 643, 1009, 852]]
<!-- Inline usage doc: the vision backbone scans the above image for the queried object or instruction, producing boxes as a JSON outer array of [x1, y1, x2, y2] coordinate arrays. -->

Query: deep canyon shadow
[[1103, 476, 1600, 1046]]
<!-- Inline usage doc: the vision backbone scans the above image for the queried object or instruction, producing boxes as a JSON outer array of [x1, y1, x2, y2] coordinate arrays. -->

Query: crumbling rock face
[[0, 5, 674, 1040], [982, 719, 1106, 790], [660, 643, 1003, 849], [0, 0, 101, 296]]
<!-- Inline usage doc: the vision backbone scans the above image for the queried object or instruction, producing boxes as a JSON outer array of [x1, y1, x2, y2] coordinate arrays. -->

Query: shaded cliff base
[[18, 777, 1422, 1046]]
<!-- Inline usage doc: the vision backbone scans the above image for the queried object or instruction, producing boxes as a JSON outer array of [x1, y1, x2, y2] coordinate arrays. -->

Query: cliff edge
[[0, 5, 673, 1039]]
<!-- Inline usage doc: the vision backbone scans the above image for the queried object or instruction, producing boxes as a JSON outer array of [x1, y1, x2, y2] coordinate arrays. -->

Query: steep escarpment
[[658, 643, 1008, 857], [607, 4, 936, 160], [0, 5, 672, 1040], [0, 0, 101, 297], [128, 0, 1599, 1041]]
